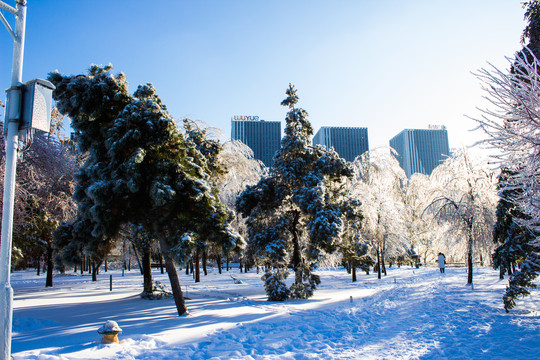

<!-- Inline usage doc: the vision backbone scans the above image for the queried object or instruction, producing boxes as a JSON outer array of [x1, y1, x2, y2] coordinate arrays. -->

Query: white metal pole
[[0, 1, 26, 359]]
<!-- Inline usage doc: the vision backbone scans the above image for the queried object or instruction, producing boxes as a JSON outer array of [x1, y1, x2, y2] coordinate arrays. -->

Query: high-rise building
[[231, 116, 281, 167], [389, 127, 450, 177], [312, 126, 369, 162]]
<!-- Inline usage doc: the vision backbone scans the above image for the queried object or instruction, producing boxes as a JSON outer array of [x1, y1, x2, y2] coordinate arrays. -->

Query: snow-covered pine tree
[[339, 198, 373, 281], [236, 84, 352, 299], [472, 1, 540, 311], [49, 65, 238, 315], [492, 168, 532, 280]]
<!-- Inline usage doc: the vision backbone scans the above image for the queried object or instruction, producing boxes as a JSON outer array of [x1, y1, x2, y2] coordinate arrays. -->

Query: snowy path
[[141, 270, 539, 360], [10, 267, 540, 359]]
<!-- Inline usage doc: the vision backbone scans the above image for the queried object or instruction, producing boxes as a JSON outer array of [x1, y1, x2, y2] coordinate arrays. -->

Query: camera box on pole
[[19, 78, 55, 133]]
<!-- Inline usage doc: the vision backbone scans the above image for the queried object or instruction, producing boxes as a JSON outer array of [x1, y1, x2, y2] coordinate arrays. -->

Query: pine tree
[[339, 198, 373, 281], [515, 1, 540, 69], [236, 84, 352, 299], [492, 169, 532, 280], [472, 1, 540, 311], [49, 65, 237, 315]]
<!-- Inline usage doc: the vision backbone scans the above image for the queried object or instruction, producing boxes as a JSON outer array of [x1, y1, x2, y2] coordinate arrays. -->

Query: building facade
[[231, 116, 281, 167], [389, 127, 450, 177], [312, 126, 369, 162]]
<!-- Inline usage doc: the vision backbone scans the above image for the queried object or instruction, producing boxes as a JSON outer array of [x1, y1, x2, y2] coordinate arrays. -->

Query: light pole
[[0, 0, 26, 358]]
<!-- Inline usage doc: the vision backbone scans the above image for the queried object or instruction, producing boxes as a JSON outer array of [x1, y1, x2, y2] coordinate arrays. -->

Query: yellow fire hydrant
[[97, 320, 122, 344]]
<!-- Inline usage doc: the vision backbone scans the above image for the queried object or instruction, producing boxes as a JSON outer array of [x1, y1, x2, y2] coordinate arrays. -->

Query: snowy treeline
[[3, 78, 502, 309], [469, 0, 540, 311], [472, 53, 540, 311], [234, 86, 499, 301], [334, 147, 497, 281]]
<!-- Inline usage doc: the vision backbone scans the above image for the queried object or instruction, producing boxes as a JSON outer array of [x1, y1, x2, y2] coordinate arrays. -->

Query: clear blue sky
[[0, 0, 526, 149]]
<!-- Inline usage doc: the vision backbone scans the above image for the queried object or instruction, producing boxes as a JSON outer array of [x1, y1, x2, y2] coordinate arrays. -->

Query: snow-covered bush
[[262, 268, 290, 301]]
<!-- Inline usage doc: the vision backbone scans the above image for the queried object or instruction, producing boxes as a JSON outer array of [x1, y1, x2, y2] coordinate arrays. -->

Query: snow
[[10, 266, 540, 359]]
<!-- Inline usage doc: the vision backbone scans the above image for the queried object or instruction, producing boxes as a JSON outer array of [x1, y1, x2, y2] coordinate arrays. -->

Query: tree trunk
[[467, 232, 473, 285], [36, 258, 41, 276], [381, 237, 387, 276], [352, 267, 357, 282], [202, 249, 208, 276], [185, 261, 190, 275], [217, 256, 222, 274], [131, 243, 143, 275], [142, 246, 153, 295], [195, 248, 201, 283], [92, 261, 101, 282], [160, 253, 164, 274], [381, 253, 387, 276], [226, 256, 230, 271], [158, 236, 187, 316], [376, 248, 382, 279], [45, 245, 53, 287], [499, 264, 505, 280], [104, 258, 108, 272]]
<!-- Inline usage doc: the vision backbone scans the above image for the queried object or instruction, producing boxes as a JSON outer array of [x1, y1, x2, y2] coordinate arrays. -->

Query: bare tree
[[0, 110, 77, 286], [217, 140, 266, 270], [351, 149, 408, 279], [404, 173, 438, 265], [426, 148, 497, 284]]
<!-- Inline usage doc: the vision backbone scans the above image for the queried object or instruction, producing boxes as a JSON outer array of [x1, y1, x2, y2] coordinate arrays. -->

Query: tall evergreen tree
[[49, 65, 238, 315], [339, 198, 373, 282], [492, 168, 532, 280], [236, 84, 352, 299], [515, 1, 540, 67], [475, 0, 540, 311]]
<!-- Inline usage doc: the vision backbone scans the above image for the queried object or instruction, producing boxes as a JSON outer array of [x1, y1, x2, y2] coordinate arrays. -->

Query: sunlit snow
[[10, 266, 540, 359]]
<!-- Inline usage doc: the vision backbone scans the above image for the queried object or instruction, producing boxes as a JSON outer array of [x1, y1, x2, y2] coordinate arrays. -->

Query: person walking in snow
[[438, 252, 446, 273]]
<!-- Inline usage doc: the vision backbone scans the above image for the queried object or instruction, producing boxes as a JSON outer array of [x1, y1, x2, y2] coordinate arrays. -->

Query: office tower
[[312, 126, 369, 162], [231, 116, 281, 167], [389, 126, 450, 177]]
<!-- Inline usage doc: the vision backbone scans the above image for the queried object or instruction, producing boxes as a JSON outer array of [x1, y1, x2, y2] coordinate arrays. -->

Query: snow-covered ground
[[10, 265, 540, 359]]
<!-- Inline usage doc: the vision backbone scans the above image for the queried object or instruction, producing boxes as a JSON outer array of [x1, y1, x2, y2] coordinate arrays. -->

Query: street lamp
[[0, 1, 26, 358], [0, 0, 55, 358], [0, 0, 56, 353]]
